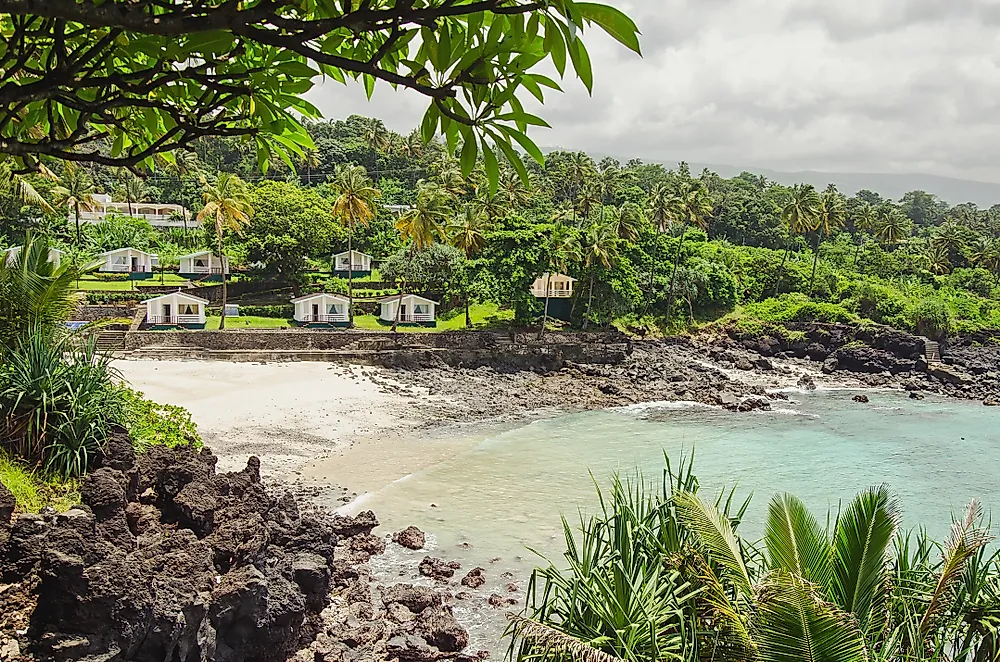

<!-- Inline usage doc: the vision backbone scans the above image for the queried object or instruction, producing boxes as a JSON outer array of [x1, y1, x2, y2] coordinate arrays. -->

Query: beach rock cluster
[[0, 437, 472, 662]]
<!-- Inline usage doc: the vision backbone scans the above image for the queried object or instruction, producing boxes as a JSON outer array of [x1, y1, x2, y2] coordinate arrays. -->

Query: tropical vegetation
[[510, 454, 1000, 662]]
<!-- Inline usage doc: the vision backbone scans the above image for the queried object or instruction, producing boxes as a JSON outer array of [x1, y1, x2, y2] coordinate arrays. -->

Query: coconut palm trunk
[[391, 248, 413, 333], [74, 200, 81, 244], [664, 223, 688, 323], [347, 230, 355, 327], [773, 245, 791, 297], [538, 272, 552, 339], [464, 284, 472, 328], [583, 270, 595, 331], [217, 236, 227, 330], [809, 234, 821, 293]]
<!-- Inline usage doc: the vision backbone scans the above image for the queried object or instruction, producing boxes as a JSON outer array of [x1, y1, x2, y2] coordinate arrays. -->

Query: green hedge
[[85, 291, 157, 304], [233, 304, 293, 318], [91, 272, 130, 282]]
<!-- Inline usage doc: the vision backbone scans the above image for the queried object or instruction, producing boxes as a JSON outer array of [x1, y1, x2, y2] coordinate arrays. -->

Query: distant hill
[[541, 147, 1000, 207]]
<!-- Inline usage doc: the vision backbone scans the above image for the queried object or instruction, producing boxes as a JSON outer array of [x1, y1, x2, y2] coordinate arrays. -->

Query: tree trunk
[[127, 196, 133, 216], [182, 208, 189, 247], [217, 236, 227, 330], [809, 234, 821, 294], [391, 249, 410, 332], [687, 295, 695, 325], [465, 286, 472, 328], [664, 224, 688, 323], [538, 272, 552, 339], [347, 229, 354, 327], [583, 270, 595, 330], [74, 201, 81, 244], [773, 245, 791, 297]]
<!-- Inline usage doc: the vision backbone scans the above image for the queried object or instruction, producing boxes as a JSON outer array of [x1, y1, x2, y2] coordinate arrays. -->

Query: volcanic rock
[[418, 556, 461, 581], [392, 526, 426, 550], [382, 584, 444, 613], [460, 568, 486, 589], [0, 479, 14, 527], [852, 394, 870, 403], [797, 374, 817, 390]]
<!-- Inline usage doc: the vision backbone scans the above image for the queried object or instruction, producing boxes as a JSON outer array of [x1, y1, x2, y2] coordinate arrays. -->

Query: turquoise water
[[355, 389, 1000, 574]]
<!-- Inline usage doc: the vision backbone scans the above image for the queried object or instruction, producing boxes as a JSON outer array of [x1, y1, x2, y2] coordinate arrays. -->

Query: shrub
[[0, 451, 80, 513], [909, 297, 954, 339], [86, 291, 156, 304], [235, 304, 293, 318], [91, 272, 130, 282], [322, 276, 350, 295], [117, 387, 202, 450], [0, 333, 126, 479]]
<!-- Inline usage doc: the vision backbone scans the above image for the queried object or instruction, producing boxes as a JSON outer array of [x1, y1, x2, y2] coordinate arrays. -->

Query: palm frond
[[752, 571, 868, 662], [765, 492, 833, 591], [673, 490, 753, 595], [507, 615, 625, 662]]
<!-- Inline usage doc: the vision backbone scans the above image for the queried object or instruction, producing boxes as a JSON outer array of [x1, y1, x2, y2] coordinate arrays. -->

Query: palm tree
[[773, 184, 821, 297], [970, 236, 1000, 281], [874, 206, 912, 247], [851, 201, 876, 267], [115, 174, 150, 217], [927, 242, 952, 274], [397, 129, 424, 159], [329, 164, 380, 326], [500, 169, 531, 211], [362, 117, 390, 182], [580, 219, 618, 330], [0, 162, 54, 214], [393, 181, 450, 331], [932, 221, 966, 264], [609, 203, 642, 243], [665, 179, 712, 322], [809, 184, 846, 292], [538, 222, 581, 339], [448, 203, 488, 327], [52, 163, 98, 243], [645, 182, 681, 297], [167, 149, 200, 242], [299, 148, 320, 183], [196, 173, 253, 330], [576, 183, 601, 224]]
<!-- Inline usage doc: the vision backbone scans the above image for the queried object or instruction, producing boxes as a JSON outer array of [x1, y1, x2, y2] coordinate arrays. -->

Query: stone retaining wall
[[74, 304, 135, 321], [122, 329, 631, 367]]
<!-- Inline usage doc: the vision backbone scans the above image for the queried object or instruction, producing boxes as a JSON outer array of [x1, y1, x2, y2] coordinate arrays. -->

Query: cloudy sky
[[306, 0, 1000, 182]]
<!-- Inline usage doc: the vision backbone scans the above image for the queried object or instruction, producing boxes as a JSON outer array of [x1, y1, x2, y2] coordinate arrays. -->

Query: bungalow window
[[327, 304, 341, 315], [413, 304, 428, 314], [194, 259, 207, 267], [179, 304, 197, 315]]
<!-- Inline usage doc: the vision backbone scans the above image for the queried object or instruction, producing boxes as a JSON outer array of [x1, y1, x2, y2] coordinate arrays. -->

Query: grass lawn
[[206, 315, 294, 329], [0, 451, 79, 513], [351, 302, 513, 332], [76, 274, 190, 291]]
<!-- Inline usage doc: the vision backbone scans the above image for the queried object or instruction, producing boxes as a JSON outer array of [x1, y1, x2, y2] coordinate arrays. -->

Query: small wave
[[765, 406, 821, 419], [615, 400, 717, 414]]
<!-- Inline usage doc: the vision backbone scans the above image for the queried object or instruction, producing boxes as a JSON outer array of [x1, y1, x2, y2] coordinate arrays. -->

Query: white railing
[[186, 266, 225, 274], [305, 314, 347, 323], [532, 288, 574, 298], [148, 315, 202, 325], [103, 264, 150, 273], [337, 263, 368, 271], [398, 313, 435, 322]]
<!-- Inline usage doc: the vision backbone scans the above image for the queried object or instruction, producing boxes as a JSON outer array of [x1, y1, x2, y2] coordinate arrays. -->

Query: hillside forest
[[3, 114, 1000, 338]]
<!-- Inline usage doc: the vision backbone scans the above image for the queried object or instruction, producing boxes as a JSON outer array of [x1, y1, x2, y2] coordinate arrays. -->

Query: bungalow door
[[131, 256, 139, 272], [400, 304, 407, 321], [163, 304, 172, 323], [312, 303, 320, 321]]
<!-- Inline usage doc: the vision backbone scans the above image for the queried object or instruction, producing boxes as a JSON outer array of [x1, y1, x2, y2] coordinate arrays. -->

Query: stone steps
[[96, 330, 126, 352], [924, 340, 941, 363]]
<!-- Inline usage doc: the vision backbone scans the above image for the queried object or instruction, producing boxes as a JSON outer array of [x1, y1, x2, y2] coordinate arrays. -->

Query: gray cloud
[[305, 0, 1000, 182]]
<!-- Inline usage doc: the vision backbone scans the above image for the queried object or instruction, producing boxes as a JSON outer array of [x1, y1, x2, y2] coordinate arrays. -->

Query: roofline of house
[[290, 292, 351, 303], [376, 293, 439, 305]]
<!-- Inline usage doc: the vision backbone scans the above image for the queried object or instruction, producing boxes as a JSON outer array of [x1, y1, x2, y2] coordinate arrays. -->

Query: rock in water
[[821, 357, 839, 374], [418, 556, 462, 581], [852, 394, 870, 403], [985, 397, 999, 406], [797, 374, 817, 390], [460, 567, 486, 589], [392, 526, 426, 550], [910, 391, 925, 400]]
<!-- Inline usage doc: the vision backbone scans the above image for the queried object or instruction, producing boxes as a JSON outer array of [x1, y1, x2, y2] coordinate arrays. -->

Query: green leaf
[[492, 135, 530, 186], [496, 125, 544, 165], [752, 572, 868, 662], [576, 2, 642, 55], [362, 73, 375, 99], [421, 104, 440, 143], [765, 493, 833, 592], [543, 16, 567, 77], [459, 132, 477, 177], [830, 484, 899, 635], [673, 491, 753, 595], [482, 144, 499, 197], [567, 37, 593, 93], [277, 60, 319, 78]]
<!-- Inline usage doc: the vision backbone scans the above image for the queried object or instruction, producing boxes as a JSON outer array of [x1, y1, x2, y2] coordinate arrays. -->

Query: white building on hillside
[[378, 294, 437, 326], [4, 245, 63, 267], [178, 250, 228, 278], [292, 292, 351, 327], [72, 193, 195, 229], [97, 247, 157, 276], [332, 249, 373, 275], [144, 291, 208, 328], [531, 272, 576, 298]]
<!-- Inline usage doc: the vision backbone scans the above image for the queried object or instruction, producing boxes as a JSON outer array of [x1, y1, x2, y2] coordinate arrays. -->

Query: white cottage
[[144, 291, 208, 328], [531, 272, 576, 298], [378, 294, 437, 325], [4, 245, 63, 267], [98, 247, 157, 276], [332, 249, 373, 275], [178, 250, 228, 277], [291, 292, 351, 327]]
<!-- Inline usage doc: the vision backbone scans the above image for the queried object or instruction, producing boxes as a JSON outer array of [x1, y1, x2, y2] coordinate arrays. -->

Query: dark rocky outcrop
[[393, 526, 426, 550], [419, 557, 462, 581], [0, 444, 352, 662], [0, 479, 14, 528], [852, 394, 870, 403], [460, 568, 486, 589]]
